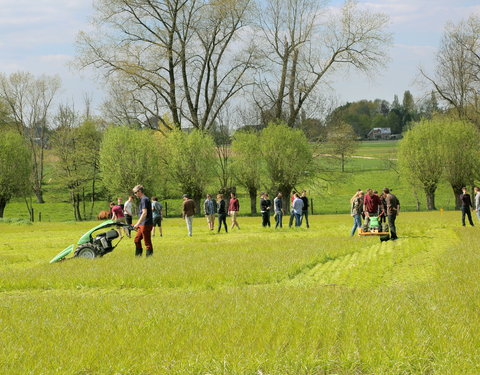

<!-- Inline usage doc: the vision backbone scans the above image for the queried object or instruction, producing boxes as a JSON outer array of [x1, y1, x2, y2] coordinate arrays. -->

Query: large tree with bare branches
[[421, 15, 480, 126], [77, 0, 258, 131], [254, 0, 391, 127], [0, 72, 61, 203]]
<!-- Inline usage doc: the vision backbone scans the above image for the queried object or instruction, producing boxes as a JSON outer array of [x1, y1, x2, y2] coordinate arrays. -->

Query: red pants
[[134, 225, 153, 250]]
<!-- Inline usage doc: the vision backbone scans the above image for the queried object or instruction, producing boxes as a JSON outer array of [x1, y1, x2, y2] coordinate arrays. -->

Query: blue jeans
[[275, 211, 283, 228], [351, 214, 362, 236], [476, 210, 480, 223], [294, 213, 302, 227]]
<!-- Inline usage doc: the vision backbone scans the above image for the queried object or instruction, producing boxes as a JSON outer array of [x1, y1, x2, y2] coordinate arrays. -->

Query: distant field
[[1, 212, 479, 374]]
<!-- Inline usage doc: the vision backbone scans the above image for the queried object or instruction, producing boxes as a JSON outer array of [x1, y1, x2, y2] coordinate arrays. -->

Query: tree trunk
[[0, 197, 7, 218], [341, 153, 345, 172], [451, 184, 464, 210], [425, 186, 437, 210], [34, 188, 44, 204], [248, 187, 257, 215]]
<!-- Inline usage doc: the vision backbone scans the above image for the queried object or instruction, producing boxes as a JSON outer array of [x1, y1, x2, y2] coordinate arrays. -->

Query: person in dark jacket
[[260, 193, 271, 227], [460, 187, 474, 227], [384, 187, 400, 240], [274, 192, 283, 229], [300, 190, 310, 228], [216, 193, 228, 233], [132, 185, 154, 257]]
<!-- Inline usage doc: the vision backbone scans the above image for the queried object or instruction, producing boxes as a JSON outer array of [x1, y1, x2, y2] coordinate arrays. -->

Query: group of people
[[350, 187, 400, 240], [459, 186, 480, 227]]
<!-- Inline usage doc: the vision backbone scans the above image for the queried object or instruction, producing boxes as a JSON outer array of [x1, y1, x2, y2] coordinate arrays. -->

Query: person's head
[[383, 187, 390, 195], [294, 193, 299, 198], [373, 190, 378, 195], [182, 194, 189, 201], [217, 193, 224, 200], [475, 186, 480, 193], [109, 201, 115, 208], [291, 190, 296, 196], [206, 194, 211, 200], [117, 197, 123, 204], [230, 192, 236, 198], [265, 193, 269, 198], [366, 188, 373, 196], [277, 192, 283, 198], [133, 185, 145, 198], [128, 195, 134, 201], [260, 192, 265, 198], [152, 196, 158, 202], [358, 191, 364, 197], [301, 190, 307, 197], [462, 187, 467, 193]]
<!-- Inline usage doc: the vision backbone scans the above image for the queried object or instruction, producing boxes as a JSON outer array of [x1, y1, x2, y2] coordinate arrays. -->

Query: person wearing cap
[[182, 194, 196, 236], [132, 185, 154, 257]]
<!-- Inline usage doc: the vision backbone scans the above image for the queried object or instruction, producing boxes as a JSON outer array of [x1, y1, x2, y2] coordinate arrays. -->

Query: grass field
[[1, 212, 479, 374]]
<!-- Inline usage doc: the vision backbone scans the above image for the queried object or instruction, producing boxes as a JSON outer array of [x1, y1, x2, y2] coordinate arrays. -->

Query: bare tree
[[0, 72, 61, 203], [77, 0, 258, 130], [421, 15, 480, 125], [255, 0, 391, 127]]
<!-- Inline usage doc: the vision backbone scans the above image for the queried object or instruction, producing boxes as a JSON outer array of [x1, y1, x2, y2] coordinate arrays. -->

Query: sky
[[0, 0, 479, 114]]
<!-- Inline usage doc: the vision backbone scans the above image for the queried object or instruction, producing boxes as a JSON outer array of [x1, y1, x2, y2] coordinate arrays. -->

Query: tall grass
[[1, 212, 479, 374]]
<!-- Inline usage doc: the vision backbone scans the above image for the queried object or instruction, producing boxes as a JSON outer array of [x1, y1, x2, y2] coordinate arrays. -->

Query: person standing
[[350, 190, 364, 236], [124, 195, 135, 225], [363, 188, 381, 227], [274, 192, 283, 229], [182, 194, 196, 236], [384, 187, 400, 240], [111, 200, 126, 236], [288, 191, 297, 228], [292, 193, 304, 227], [460, 187, 474, 227], [300, 190, 310, 228], [474, 186, 480, 223], [132, 185, 154, 257], [204, 194, 216, 231], [228, 192, 240, 230], [151, 196, 163, 237], [217, 193, 228, 233], [260, 193, 271, 227]]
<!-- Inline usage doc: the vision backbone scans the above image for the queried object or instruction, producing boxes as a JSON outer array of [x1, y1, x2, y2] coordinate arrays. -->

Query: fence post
[[31, 208, 34, 222], [310, 198, 313, 215], [39, 212, 42, 222], [165, 202, 168, 218]]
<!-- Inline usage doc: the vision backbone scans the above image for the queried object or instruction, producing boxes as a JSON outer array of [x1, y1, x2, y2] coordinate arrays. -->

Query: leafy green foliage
[[99, 126, 160, 197], [159, 129, 216, 203], [0, 130, 31, 217]]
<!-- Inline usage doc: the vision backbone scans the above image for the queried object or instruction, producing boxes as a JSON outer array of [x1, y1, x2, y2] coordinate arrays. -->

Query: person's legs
[[289, 211, 295, 228], [278, 212, 283, 228], [143, 225, 153, 256], [186, 215, 193, 236], [125, 215, 132, 225], [262, 212, 268, 227], [476, 210, 480, 223], [266, 212, 271, 227], [462, 209, 467, 226], [351, 214, 361, 236], [222, 214, 228, 232], [466, 209, 474, 226], [134, 226, 144, 256], [302, 210, 309, 228], [388, 214, 397, 239], [295, 213, 301, 227], [159, 220, 163, 236]]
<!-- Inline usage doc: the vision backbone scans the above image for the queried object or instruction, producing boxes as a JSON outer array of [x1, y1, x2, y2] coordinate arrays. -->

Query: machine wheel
[[75, 244, 99, 259]]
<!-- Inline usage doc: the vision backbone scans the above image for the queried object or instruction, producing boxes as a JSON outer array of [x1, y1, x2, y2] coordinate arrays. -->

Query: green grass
[[1, 212, 479, 374]]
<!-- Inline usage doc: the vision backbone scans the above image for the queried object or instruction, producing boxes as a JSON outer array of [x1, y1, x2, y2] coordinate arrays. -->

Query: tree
[[231, 130, 263, 214], [398, 119, 445, 210], [52, 107, 103, 220], [255, 0, 391, 127], [325, 122, 358, 172], [440, 117, 480, 209], [0, 72, 61, 203], [99, 126, 160, 198], [0, 131, 32, 218], [159, 129, 216, 209], [260, 123, 313, 211], [77, 0, 257, 131], [421, 15, 480, 126]]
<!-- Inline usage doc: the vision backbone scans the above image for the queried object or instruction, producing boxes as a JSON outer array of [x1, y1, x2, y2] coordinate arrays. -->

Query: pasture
[[1, 212, 479, 374]]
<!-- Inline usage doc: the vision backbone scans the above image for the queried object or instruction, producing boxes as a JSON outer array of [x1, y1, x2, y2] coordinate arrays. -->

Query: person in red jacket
[[228, 192, 240, 230], [363, 188, 381, 227]]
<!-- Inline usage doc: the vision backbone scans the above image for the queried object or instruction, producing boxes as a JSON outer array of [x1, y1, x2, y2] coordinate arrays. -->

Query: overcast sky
[[0, 0, 479, 114]]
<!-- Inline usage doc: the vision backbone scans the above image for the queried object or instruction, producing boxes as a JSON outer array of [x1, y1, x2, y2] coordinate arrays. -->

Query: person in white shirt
[[123, 195, 135, 225], [475, 186, 480, 223]]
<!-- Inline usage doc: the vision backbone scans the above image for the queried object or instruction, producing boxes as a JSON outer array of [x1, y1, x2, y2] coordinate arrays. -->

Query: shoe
[[135, 248, 143, 257], [146, 249, 153, 257]]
